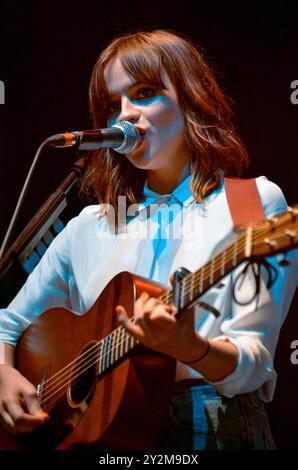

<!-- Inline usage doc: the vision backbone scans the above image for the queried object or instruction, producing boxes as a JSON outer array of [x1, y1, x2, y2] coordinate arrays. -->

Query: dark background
[[0, 0, 297, 448]]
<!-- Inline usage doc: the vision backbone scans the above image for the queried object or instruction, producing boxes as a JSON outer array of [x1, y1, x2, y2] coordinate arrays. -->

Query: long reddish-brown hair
[[81, 29, 249, 219]]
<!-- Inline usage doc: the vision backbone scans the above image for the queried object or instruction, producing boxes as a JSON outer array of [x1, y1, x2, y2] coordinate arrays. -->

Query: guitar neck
[[160, 232, 247, 310]]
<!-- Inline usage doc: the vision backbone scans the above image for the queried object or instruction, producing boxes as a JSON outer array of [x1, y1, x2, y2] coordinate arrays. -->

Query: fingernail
[[116, 307, 124, 321], [37, 412, 49, 420], [140, 291, 149, 299]]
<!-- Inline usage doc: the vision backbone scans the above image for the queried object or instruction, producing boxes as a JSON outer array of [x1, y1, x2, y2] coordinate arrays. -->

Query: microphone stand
[[0, 156, 89, 280]]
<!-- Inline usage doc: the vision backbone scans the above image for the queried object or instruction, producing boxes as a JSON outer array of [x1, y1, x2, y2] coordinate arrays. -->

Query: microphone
[[46, 121, 141, 154]]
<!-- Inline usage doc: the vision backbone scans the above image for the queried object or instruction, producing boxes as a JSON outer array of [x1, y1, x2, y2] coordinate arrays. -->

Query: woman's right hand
[[0, 364, 49, 435]]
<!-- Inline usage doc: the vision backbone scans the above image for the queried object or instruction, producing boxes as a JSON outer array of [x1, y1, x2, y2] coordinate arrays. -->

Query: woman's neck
[[147, 162, 191, 194]]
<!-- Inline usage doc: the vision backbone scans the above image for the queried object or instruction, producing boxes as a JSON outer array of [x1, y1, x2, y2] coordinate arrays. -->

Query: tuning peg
[[285, 229, 297, 240], [264, 238, 277, 248], [287, 207, 298, 218]]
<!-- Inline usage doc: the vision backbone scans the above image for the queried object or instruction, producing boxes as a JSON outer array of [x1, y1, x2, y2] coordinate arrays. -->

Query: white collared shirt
[[0, 175, 297, 401]]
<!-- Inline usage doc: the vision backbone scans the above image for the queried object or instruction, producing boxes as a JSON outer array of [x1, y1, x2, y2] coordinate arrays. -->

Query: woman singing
[[0, 29, 297, 449]]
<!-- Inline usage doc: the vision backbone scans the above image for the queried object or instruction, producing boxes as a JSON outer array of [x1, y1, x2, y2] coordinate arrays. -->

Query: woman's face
[[105, 57, 191, 172]]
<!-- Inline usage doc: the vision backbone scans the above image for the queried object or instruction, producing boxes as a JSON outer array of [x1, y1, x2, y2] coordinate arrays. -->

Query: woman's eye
[[137, 88, 157, 99], [106, 87, 157, 115], [107, 102, 120, 114]]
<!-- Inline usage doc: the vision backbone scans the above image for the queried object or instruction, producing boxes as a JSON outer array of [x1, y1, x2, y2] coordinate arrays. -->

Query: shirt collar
[[142, 174, 194, 208]]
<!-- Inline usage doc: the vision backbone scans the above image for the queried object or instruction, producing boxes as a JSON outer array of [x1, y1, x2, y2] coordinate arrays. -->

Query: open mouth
[[130, 127, 146, 154]]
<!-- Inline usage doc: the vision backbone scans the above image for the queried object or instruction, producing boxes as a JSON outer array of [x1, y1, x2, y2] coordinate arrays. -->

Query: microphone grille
[[112, 121, 141, 154]]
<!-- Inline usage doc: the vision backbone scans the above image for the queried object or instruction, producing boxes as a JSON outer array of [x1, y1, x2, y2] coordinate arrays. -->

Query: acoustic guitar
[[0, 205, 297, 450]]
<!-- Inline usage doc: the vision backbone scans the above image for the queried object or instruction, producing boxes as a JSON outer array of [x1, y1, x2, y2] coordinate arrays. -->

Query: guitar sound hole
[[69, 342, 98, 405]]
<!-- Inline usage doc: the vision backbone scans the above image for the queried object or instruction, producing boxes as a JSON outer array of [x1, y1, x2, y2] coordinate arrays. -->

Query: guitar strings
[[40, 335, 143, 410], [39, 325, 138, 408], [37, 223, 291, 408], [38, 326, 130, 405]]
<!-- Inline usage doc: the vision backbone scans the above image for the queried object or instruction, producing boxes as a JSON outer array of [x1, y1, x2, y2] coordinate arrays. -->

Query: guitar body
[[0, 272, 176, 450]]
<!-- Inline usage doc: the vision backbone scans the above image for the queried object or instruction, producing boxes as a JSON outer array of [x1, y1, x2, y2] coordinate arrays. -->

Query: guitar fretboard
[[97, 324, 138, 375]]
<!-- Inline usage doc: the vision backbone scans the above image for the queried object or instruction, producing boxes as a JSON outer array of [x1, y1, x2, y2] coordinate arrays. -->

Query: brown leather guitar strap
[[224, 177, 266, 225]]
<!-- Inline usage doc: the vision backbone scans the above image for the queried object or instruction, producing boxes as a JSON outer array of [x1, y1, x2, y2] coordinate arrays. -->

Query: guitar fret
[[233, 239, 238, 267], [100, 338, 105, 372], [105, 335, 111, 369], [124, 331, 129, 353], [102, 337, 107, 371], [244, 227, 253, 258], [120, 327, 124, 357], [114, 330, 119, 362], [190, 274, 194, 301], [221, 249, 226, 276], [114, 328, 119, 361], [209, 258, 215, 285], [109, 334, 113, 367], [108, 334, 113, 367], [114, 331, 118, 362], [110, 331, 115, 364], [98, 341, 103, 374], [199, 266, 204, 294]]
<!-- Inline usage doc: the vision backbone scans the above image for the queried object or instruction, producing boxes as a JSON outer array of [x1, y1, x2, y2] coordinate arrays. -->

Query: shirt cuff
[[203, 336, 276, 400]]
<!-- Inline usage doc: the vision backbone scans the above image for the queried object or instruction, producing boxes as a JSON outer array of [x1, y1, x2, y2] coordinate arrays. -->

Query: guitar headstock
[[250, 205, 298, 257]]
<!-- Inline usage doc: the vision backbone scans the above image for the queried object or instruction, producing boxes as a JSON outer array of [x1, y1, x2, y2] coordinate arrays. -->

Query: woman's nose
[[118, 97, 140, 123]]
